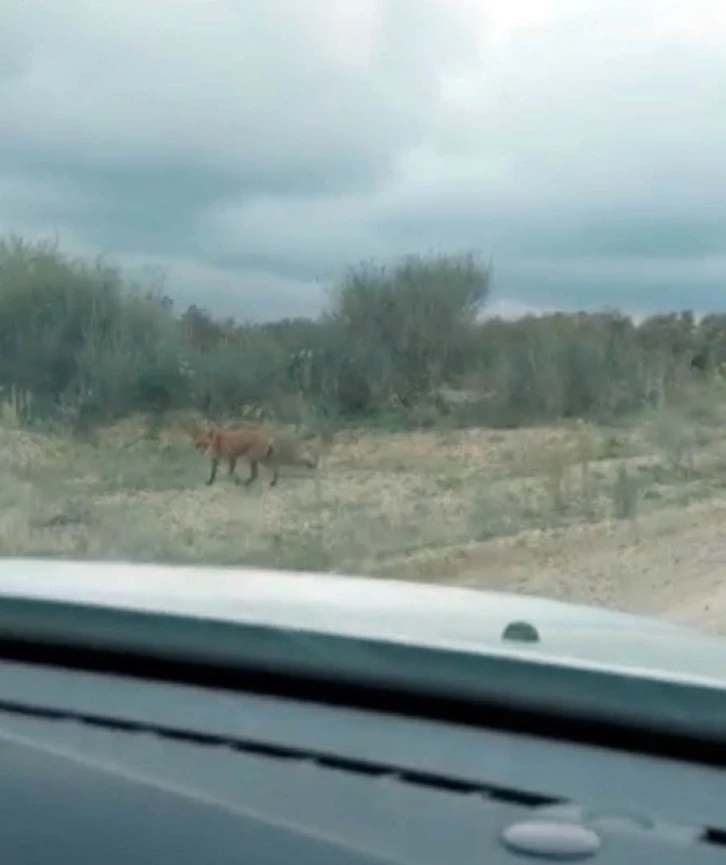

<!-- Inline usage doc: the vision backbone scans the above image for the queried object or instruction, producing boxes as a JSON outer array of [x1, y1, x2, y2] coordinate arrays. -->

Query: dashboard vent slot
[[0, 696, 558, 808]]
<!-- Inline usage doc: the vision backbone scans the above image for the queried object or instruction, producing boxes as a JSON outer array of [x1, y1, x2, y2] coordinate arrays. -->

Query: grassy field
[[3, 394, 726, 634]]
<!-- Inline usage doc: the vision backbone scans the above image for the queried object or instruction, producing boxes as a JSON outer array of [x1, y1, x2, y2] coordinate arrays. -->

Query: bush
[[0, 237, 188, 428], [325, 252, 491, 413]]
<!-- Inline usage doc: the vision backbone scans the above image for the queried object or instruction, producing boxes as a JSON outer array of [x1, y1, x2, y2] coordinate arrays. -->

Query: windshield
[[0, 0, 724, 659]]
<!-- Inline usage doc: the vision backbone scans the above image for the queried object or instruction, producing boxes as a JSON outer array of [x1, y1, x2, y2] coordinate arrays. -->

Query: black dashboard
[[0, 656, 724, 863]]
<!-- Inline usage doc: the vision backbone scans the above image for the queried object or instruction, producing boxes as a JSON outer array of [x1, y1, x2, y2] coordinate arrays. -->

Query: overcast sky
[[2, 0, 726, 321]]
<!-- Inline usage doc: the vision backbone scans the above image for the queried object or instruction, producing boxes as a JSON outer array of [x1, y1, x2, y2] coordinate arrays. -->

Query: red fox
[[192, 424, 318, 488]]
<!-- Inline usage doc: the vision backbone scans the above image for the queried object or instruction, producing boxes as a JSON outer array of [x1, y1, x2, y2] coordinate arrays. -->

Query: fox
[[192, 424, 318, 488]]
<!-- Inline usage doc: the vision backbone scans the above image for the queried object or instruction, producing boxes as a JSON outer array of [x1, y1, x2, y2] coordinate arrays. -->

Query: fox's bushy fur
[[193, 424, 318, 487]]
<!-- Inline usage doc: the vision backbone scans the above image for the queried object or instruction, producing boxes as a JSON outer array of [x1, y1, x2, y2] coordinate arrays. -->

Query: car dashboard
[[0, 656, 724, 864]]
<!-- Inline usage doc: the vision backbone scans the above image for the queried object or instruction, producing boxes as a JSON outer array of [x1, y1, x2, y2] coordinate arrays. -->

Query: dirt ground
[[413, 501, 726, 635], [1, 405, 726, 636]]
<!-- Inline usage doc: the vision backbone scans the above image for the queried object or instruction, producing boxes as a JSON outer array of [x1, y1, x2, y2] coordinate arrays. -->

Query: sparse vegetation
[[2, 235, 726, 633]]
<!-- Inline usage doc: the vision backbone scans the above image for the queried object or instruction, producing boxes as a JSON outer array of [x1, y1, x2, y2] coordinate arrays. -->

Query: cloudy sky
[[2, 0, 726, 321]]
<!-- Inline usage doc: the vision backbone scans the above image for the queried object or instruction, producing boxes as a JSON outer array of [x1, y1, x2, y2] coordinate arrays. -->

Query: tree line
[[0, 235, 722, 434]]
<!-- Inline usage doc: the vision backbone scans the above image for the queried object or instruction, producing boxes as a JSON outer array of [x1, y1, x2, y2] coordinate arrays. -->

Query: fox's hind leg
[[244, 460, 259, 486], [262, 440, 278, 487]]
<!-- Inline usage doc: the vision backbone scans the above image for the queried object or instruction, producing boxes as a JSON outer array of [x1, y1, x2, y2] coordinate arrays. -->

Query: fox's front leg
[[206, 457, 219, 486], [228, 456, 241, 484], [244, 460, 259, 486]]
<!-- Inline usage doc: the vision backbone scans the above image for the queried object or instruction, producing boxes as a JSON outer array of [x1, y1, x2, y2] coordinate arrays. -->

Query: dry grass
[[4, 395, 726, 634]]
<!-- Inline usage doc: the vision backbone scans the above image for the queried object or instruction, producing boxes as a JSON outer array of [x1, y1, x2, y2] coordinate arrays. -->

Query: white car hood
[[0, 557, 724, 688]]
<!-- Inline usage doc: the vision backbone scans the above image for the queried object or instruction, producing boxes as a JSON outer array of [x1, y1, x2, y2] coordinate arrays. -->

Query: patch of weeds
[[89, 444, 199, 493], [538, 443, 571, 515], [642, 487, 663, 501], [32, 497, 93, 529], [642, 406, 699, 475], [325, 501, 438, 565], [515, 430, 630, 527], [573, 424, 602, 462], [674, 383, 726, 428], [267, 529, 332, 572], [611, 464, 639, 520], [578, 459, 598, 520], [436, 474, 467, 492], [469, 487, 546, 541], [0, 396, 21, 429], [571, 426, 601, 519], [708, 472, 726, 490], [143, 412, 166, 441], [83, 507, 194, 564], [599, 432, 631, 459], [671, 488, 698, 508]]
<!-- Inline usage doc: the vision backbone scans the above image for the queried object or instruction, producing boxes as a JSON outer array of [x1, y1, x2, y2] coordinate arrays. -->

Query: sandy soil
[[397, 500, 726, 635]]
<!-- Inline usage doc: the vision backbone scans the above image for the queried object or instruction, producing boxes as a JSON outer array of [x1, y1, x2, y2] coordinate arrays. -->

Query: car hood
[[0, 557, 725, 688]]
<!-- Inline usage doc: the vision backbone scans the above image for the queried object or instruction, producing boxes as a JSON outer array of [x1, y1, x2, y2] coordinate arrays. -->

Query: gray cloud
[[1, 0, 472, 181], [1, 0, 726, 320]]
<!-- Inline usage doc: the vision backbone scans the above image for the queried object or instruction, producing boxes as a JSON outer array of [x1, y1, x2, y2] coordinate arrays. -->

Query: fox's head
[[192, 428, 214, 452]]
